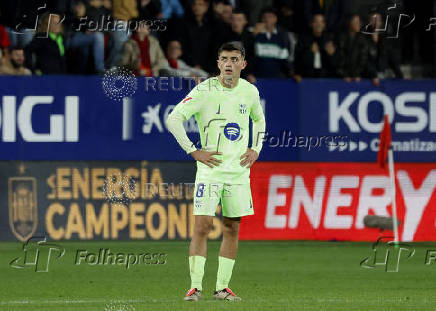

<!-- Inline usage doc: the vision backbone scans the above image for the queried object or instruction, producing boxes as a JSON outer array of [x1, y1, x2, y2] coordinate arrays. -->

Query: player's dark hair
[[218, 41, 245, 59]]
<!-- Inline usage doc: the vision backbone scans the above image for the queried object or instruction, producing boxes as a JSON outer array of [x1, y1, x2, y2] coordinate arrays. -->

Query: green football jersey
[[172, 76, 265, 184]]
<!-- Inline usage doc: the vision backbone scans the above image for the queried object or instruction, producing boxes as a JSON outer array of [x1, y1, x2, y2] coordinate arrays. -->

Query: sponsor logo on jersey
[[182, 97, 193, 104], [194, 199, 203, 209], [239, 104, 247, 114], [223, 122, 241, 141]]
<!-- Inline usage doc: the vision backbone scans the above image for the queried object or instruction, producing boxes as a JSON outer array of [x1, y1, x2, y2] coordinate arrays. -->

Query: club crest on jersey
[[239, 104, 247, 114], [223, 122, 241, 141]]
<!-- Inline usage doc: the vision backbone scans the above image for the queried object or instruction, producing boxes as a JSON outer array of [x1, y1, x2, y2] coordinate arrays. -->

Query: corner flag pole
[[387, 148, 399, 245], [377, 115, 399, 244]]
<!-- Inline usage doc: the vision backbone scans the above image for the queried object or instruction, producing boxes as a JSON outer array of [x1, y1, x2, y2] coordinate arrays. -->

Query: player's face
[[217, 50, 246, 79]]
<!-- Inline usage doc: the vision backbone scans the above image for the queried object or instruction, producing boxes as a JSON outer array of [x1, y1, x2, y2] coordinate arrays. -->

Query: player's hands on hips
[[190, 150, 222, 168], [240, 148, 258, 168]]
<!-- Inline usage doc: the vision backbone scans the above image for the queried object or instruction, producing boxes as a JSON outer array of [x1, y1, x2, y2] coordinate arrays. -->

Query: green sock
[[216, 256, 235, 291], [189, 255, 206, 291]]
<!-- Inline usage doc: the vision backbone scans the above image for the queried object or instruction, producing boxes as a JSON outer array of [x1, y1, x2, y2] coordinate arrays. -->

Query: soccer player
[[166, 41, 266, 301]]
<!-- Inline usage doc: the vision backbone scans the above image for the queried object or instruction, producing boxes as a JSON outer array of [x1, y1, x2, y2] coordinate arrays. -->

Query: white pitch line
[[0, 297, 295, 305], [0, 297, 435, 305], [0, 298, 158, 305]]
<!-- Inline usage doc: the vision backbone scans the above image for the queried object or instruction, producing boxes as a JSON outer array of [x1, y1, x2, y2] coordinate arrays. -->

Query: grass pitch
[[1, 240, 435, 311]]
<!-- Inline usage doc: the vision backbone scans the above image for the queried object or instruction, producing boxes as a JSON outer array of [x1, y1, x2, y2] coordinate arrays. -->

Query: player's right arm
[[165, 87, 222, 168], [250, 87, 266, 155]]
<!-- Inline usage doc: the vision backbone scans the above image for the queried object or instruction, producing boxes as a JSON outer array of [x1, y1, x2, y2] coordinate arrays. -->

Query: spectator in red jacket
[[0, 25, 11, 60]]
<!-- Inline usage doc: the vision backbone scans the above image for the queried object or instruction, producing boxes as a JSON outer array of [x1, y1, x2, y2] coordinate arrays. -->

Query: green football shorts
[[192, 180, 254, 218]]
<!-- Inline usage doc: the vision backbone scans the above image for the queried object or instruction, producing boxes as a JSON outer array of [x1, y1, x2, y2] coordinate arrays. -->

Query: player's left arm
[[240, 87, 266, 168]]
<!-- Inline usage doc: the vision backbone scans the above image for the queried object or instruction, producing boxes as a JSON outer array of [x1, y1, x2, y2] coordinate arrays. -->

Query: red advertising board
[[240, 163, 436, 242]]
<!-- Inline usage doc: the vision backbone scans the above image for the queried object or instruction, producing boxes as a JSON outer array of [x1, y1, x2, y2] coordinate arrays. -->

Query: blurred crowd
[[0, 0, 435, 83]]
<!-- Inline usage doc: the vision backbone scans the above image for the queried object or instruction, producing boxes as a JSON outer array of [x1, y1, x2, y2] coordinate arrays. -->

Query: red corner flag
[[377, 115, 392, 169]]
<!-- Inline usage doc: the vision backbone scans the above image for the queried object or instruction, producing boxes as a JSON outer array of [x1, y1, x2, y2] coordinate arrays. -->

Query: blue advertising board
[[0, 76, 434, 161], [0, 76, 298, 161], [298, 79, 436, 162]]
